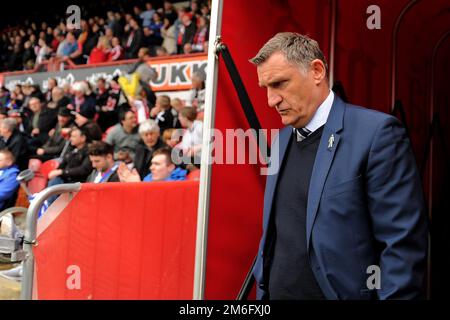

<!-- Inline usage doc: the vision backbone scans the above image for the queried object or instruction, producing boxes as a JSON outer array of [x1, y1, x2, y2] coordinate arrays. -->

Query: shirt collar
[[305, 90, 334, 133], [292, 90, 334, 135]]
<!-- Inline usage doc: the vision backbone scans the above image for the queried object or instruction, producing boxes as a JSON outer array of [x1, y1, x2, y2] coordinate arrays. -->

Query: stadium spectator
[[7, 109, 29, 134], [155, 46, 169, 57], [162, 127, 181, 148], [73, 108, 103, 142], [0, 149, 20, 211], [34, 107, 74, 161], [134, 119, 167, 179], [97, 77, 120, 131], [186, 71, 206, 112], [47, 126, 92, 185], [26, 97, 58, 151], [128, 47, 158, 108], [35, 38, 52, 65], [163, 1, 178, 23], [116, 146, 134, 169], [177, 106, 203, 159], [77, 20, 98, 64], [45, 78, 58, 103], [179, 14, 197, 54], [161, 16, 177, 55], [89, 36, 111, 64], [148, 12, 164, 46], [86, 141, 120, 183], [48, 86, 71, 110], [105, 107, 140, 159], [68, 81, 97, 120], [191, 16, 209, 52], [109, 37, 124, 61], [150, 95, 177, 134], [22, 40, 36, 70], [117, 146, 186, 182], [0, 118, 29, 171], [107, 11, 123, 38], [0, 87, 10, 107], [124, 18, 143, 59], [140, 2, 156, 28], [61, 32, 82, 62]]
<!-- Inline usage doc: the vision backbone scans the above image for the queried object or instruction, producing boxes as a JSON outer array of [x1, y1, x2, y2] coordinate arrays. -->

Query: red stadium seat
[[26, 159, 60, 194], [27, 174, 48, 195], [40, 159, 60, 178]]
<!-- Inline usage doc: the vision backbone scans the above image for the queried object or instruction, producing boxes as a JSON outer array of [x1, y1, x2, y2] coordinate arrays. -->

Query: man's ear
[[310, 59, 327, 84]]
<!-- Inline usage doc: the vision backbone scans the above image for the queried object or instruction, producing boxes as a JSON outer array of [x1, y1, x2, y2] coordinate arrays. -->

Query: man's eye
[[272, 80, 285, 88]]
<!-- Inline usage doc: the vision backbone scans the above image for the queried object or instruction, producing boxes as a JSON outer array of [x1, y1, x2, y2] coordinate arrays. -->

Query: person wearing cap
[[73, 107, 103, 142], [33, 107, 74, 161]]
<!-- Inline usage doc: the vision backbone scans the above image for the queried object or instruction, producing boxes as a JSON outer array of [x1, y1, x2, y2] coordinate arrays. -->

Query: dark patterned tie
[[295, 127, 312, 142]]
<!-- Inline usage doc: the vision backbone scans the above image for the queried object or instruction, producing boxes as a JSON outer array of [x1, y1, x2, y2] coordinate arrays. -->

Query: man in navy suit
[[250, 32, 428, 300]]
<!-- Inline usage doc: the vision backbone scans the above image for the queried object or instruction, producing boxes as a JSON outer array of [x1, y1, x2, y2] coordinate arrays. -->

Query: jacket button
[[259, 283, 265, 289]]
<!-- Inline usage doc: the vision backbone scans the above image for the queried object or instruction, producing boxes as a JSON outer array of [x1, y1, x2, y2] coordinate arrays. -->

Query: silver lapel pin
[[328, 134, 335, 149]]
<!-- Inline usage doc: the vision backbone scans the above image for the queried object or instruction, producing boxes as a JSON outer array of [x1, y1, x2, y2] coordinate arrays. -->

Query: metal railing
[[20, 183, 81, 300]]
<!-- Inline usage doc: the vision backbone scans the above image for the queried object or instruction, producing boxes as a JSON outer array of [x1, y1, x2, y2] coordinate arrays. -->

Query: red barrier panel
[[33, 181, 199, 299]]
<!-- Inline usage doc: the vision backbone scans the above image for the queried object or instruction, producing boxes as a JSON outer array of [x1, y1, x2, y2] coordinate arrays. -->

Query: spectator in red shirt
[[89, 36, 111, 64]]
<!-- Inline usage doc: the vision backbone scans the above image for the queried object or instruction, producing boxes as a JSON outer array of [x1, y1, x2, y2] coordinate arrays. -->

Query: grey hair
[[138, 119, 160, 135], [0, 118, 17, 132], [249, 32, 328, 73], [192, 71, 206, 82]]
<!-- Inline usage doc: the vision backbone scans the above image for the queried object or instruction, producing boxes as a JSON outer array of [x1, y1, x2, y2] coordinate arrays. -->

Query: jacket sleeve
[[60, 155, 92, 181], [365, 116, 428, 299], [0, 170, 19, 202]]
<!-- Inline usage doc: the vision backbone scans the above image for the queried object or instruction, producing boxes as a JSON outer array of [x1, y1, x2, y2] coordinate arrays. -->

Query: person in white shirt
[[177, 107, 203, 162]]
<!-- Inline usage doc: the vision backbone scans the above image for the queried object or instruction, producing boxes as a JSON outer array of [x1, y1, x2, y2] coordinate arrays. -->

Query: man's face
[[141, 130, 160, 148], [150, 154, 174, 181], [257, 51, 320, 128], [0, 125, 11, 138], [89, 155, 111, 172], [29, 99, 42, 113], [52, 88, 63, 101], [122, 111, 137, 130], [70, 129, 85, 148], [48, 79, 57, 90], [0, 153, 12, 169], [138, 48, 147, 59], [58, 115, 71, 127]]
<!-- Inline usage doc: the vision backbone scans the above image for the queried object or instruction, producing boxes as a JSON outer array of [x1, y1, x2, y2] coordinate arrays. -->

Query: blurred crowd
[[0, 0, 210, 72]]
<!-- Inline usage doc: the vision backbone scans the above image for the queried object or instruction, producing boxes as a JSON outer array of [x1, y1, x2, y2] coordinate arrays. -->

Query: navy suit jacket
[[253, 95, 428, 300]]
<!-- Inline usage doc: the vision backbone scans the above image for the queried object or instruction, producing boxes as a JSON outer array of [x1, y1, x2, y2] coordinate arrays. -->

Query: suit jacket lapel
[[306, 96, 345, 250]]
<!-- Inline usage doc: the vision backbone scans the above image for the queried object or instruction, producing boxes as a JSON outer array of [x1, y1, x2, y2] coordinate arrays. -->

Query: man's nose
[[267, 89, 282, 108]]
